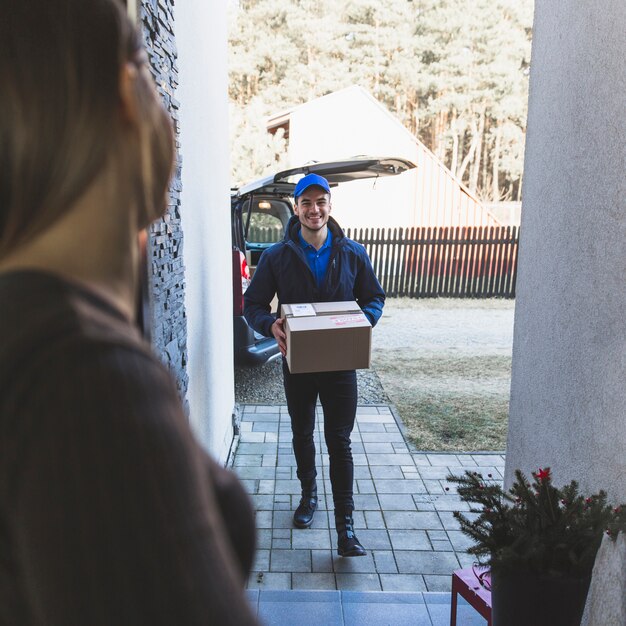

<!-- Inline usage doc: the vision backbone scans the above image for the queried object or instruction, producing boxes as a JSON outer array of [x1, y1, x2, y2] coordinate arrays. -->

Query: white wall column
[[174, 0, 235, 462], [505, 1, 626, 499]]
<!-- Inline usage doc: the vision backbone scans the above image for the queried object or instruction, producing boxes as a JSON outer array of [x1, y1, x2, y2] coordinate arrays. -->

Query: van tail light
[[232, 248, 251, 316]]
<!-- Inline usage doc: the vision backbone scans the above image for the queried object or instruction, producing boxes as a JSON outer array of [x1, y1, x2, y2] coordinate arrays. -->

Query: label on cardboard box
[[282, 301, 372, 374], [289, 303, 316, 317]]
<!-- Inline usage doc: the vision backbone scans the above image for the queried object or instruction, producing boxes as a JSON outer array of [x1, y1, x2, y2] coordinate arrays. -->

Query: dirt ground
[[372, 298, 515, 452]]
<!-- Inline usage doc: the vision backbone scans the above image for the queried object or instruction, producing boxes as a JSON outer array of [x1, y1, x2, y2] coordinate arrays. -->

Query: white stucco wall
[[505, 1, 626, 500], [174, 0, 235, 463]]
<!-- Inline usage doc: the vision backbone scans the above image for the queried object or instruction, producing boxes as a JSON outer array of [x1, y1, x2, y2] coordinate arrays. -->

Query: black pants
[[282, 359, 357, 513]]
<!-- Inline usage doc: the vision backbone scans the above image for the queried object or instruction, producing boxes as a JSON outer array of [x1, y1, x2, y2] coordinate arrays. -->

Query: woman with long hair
[[0, 1, 258, 623]]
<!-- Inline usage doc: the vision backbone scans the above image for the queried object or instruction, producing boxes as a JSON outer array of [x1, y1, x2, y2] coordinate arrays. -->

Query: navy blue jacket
[[244, 215, 385, 338]]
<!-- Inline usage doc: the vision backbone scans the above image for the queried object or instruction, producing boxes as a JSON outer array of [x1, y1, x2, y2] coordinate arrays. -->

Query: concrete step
[[246, 589, 487, 626]]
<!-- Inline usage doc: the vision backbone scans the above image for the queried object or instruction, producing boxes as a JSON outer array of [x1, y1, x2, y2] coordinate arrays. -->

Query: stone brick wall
[[139, 0, 189, 410]]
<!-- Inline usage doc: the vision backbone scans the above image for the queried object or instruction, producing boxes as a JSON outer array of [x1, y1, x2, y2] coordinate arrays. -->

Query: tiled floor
[[233, 404, 505, 595], [246, 590, 488, 626]]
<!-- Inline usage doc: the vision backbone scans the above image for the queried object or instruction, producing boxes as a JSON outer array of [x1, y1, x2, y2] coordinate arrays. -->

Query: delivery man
[[244, 173, 385, 557]]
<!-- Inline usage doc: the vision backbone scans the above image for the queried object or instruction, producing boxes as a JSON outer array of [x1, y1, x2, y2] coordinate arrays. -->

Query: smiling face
[[293, 185, 332, 234]]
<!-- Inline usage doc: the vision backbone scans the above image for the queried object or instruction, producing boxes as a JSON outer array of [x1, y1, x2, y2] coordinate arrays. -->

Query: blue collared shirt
[[298, 229, 333, 287]]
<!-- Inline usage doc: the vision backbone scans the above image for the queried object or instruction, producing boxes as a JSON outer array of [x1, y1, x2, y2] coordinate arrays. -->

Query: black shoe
[[335, 513, 367, 557], [293, 489, 318, 529]]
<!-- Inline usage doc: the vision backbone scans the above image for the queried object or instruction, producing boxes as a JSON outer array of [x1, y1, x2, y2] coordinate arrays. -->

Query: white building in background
[[267, 86, 499, 230]]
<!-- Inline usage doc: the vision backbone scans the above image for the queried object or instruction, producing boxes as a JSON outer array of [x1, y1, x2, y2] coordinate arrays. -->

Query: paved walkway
[[232, 404, 505, 595], [246, 590, 487, 626]]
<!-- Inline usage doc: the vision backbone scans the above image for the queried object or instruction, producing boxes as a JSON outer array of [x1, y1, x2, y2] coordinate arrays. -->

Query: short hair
[[0, 0, 174, 256]]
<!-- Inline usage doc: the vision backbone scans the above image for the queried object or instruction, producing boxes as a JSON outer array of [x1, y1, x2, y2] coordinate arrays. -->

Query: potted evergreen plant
[[447, 467, 626, 626]]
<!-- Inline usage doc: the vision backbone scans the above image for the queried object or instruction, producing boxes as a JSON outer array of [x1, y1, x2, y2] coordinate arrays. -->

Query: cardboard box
[[282, 301, 372, 374]]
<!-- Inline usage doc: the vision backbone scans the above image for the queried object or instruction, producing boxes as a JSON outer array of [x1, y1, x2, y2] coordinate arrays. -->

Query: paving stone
[[240, 479, 257, 494], [270, 549, 312, 573], [364, 510, 386, 529], [250, 494, 274, 510], [432, 496, 470, 512], [395, 551, 460, 575], [360, 432, 405, 443], [376, 479, 426, 494], [379, 573, 427, 592], [384, 423, 401, 433], [291, 572, 337, 590], [432, 539, 454, 551], [335, 573, 382, 591], [254, 409, 281, 418], [447, 530, 475, 551], [276, 454, 296, 466], [473, 454, 505, 466], [367, 454, 414, 466], [418, 466, 453, 480], [456, 552, 476, 568], [372, 550, 398, 574], [426, 454, 460, 467], [345, 510, 362, 528], [352, 453, 369, 466], [353, 494, 381, 510], [257, 529, 272, 549], [356, 414, 395, 423], [377, 494, 416, 511], [258, 479, 276, 494], [472, 466, 502, 478], [262, 454, 277, 467], [292, 529, 333, 550], [353, 465, 372, 479], [423, 480, 447, 495], [437, 511, 465, 532], [423, 574, 452, 592], [273, 528, 291, 539], [265, 432, 278, 443], [355, 529, 392, 550], [427, 530, 448, 542], [369, 465, 404, 479], [392, 442, 410, 453], [415, 502, 436, 512], [457, 455, 479, 467], [273, 500, 291, 511], [356, 479, 376, 494], [331, 551, 377, 574], [240, 432, 266, 442], [246, 572, 291, 590], [253, 549, 270, 571], [351, 442, 365, 454], [273, 510, 296, 529], [357, 423, 387, 432], [311, 550, 334, 573], [233, 454, 263, 467], [388, 530, 431, 551], [256, 511, 273, 528], [411, 454, 432, 466], [356, 406, 382, 415], [309, 511, 331, 530], [272, 538, 292, 549], [363, 442, 395, 454], [274, 479, 301, 495], [384, 511, 443, 530], [234, 466, 276, 480], [252, 422, 279, 432], [237, 442, 278, 455]]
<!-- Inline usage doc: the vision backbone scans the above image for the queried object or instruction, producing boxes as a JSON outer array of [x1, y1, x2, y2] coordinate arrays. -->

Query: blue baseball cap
[[294, 173, 331, 199]]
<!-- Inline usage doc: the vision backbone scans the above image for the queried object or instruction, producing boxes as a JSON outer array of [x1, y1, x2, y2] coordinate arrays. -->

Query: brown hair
[[0, 0, 174, 255]]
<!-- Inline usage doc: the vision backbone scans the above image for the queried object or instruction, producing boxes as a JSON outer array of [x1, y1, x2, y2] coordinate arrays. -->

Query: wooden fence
[[248, 225, 519, 298]]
